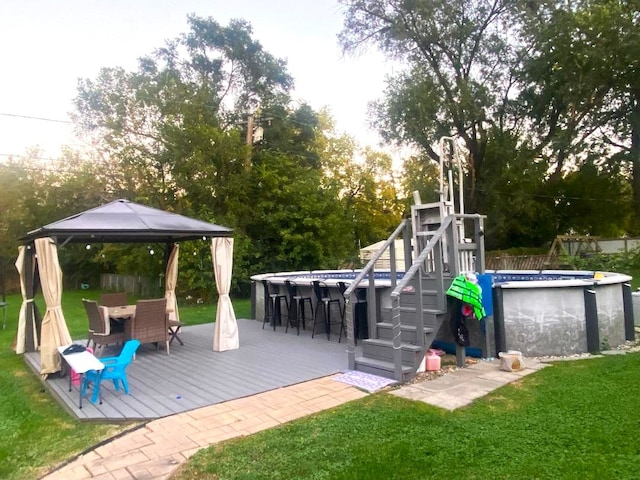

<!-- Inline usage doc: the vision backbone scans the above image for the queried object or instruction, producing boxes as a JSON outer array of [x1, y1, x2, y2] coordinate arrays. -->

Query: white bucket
[[498, 350, 524, 372]]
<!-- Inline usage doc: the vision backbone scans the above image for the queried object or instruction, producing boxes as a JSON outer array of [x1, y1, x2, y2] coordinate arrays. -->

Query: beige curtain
[[35, 237, 72, 376], [14, 246, 37, 354], [164, 244, 180, 321], [212, 237, 238, 351]]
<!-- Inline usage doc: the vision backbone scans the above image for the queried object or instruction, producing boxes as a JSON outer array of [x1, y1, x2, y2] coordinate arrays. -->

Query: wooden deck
[[24, 319, 359, 422]]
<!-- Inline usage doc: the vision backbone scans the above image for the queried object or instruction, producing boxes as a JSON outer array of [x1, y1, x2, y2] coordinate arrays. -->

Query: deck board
[[24, 318, 357, 421]]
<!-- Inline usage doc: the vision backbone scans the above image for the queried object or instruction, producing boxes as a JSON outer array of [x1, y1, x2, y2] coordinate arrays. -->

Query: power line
[[0, 112, 73, 124], [0, 158, 120, 179], [469, 185, 634, 205], [0, 152, 60, 163]]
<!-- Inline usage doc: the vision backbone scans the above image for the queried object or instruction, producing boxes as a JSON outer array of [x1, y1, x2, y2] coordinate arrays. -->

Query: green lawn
[[0, 289, 250, 480], [1, 289, 639, 479], [172, 353, 640, 480]]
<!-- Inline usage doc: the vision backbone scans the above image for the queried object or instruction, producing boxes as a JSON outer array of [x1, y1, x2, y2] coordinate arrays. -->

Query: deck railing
[[344, 219, 411, 370], [345, 213, 486, 378]]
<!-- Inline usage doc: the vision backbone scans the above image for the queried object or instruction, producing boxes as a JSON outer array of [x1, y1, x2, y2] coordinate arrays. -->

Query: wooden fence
[[485, 254, 572, 271], [100, 274, 156, 297]]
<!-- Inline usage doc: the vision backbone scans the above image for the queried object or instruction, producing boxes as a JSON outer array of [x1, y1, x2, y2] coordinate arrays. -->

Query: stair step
[[400, 288, 439, 296], [384, 306, 445, 315], [354, 356, 413, 381], [379, 308, 444, 326], [362, 338, 427, 365], [399, 297, 442, 309], [376, 322, 439, 343], [364, 338, 424, 351], [376, 322, 436, 334]]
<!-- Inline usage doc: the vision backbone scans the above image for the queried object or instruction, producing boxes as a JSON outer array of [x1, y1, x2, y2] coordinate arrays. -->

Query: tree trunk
[[464, 131, 486, 215], [629, 108, 640, 235], [631, 90, 640, 234]]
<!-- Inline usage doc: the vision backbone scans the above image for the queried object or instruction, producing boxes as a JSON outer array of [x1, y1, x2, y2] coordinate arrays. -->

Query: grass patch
[[173, 354, 640, 480], [0, 294, 126, 480], [1, 288, 638, 479], [0, 289, 251, 480]]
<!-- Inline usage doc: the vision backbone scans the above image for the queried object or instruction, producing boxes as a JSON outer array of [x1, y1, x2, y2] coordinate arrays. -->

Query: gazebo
[[15, 199, 238, 377]]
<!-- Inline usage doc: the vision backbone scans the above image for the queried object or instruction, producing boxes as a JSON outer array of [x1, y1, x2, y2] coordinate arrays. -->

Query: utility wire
[[0, 152, 64, 163], [0, 159, 127, 179], [0, 112, 73, 124]]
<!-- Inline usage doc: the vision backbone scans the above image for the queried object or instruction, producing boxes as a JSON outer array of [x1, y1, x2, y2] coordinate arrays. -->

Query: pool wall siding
[[500, 285, 588, 357], [495, 274, 631, 356], [596, 283, 627, 349]]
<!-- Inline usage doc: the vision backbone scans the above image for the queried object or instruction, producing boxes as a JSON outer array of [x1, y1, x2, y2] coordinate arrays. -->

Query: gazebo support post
[[24, 244, 37, 352]]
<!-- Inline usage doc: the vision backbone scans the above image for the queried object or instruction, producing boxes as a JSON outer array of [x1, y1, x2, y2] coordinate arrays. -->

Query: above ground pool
[[251, 269, 635, 357]]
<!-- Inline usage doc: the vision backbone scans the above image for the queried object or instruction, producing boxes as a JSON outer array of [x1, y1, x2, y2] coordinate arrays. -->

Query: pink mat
[[333, 370, 398, 392]]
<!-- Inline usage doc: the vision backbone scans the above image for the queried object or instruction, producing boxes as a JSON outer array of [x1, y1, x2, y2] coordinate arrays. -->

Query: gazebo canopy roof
[[20, 199, 233, 244]]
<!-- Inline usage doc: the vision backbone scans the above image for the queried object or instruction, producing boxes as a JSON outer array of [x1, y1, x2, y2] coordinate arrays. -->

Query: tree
[[335, 147, 404, 250], [476, 130, 557, 248], [0, 157, 34, 297], [73, 15, 293, 213], [68, 13, 413, 295], [515, 0, 615, 178], [400, 153, 447, 210], [341, 0, 640, 249], [231, 105, 357, 275], [0, 149, 125, 292], [584, 0, 640, 231], [319, 123, 404, 256], [339, 0, 517, 214], [553, 159, 633, 237], [72, 16, 302, 294], [516, 0, 640, 230], [238, 147, 353, 274]]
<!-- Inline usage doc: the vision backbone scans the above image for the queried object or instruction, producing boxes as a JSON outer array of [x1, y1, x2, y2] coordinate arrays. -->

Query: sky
[[0, 0, 397, 161]]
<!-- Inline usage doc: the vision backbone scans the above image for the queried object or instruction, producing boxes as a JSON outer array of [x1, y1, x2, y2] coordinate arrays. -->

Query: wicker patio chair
[[99, 291, 128, 308], [83, 299, 125, 356], [128, 298, 170, 354], [167, 311, 184, 346]]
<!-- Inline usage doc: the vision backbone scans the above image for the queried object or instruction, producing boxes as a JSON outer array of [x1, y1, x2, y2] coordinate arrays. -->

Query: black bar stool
[[337, 281, 368, 345], [311, 280, 344, 342], [262, 280, 288, 331], [285, 280, 313, 335]]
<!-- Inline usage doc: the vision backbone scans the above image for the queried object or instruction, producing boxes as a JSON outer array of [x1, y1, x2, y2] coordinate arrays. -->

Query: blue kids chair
[[81, 339, 140, 404]]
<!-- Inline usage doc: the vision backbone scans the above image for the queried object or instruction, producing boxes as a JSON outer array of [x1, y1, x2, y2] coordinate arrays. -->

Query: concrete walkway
[[391, 357, 548, 409], [41, 359, 547, 480]]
